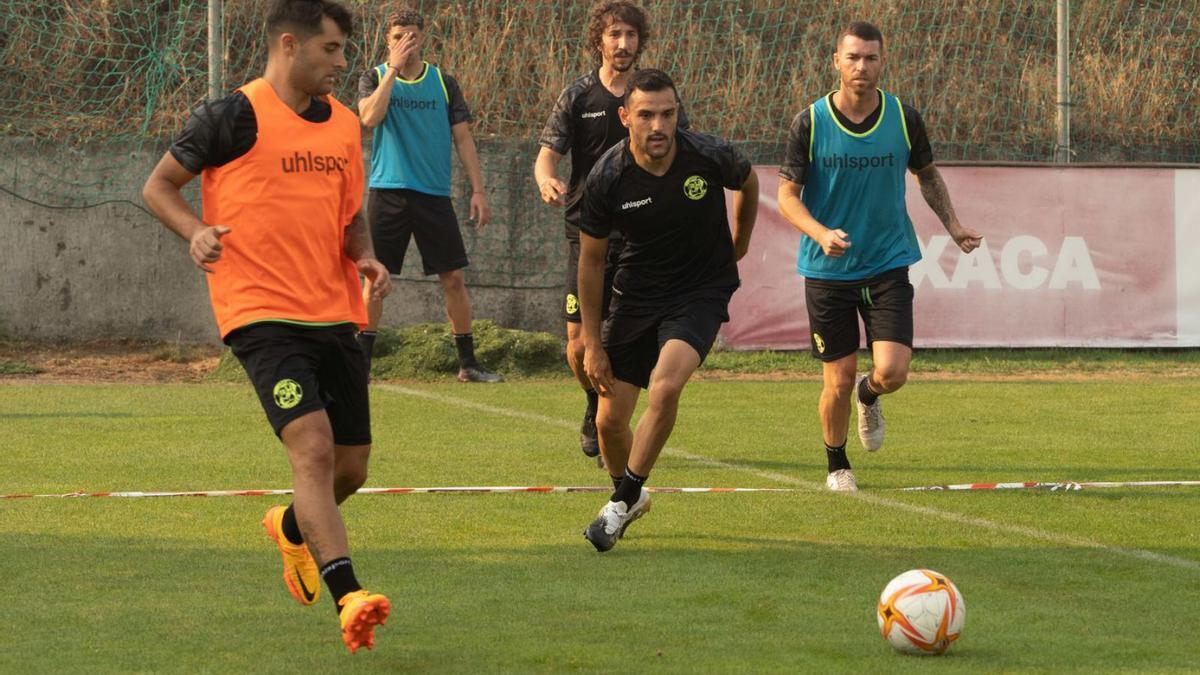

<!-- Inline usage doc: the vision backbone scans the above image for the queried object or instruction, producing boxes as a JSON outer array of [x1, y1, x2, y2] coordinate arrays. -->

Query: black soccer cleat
[[457, 366, 504, 383], [579, 410, 600, 458]]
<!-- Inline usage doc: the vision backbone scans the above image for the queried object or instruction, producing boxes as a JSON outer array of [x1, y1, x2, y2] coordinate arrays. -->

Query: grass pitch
[[2, 373, 1198, 672]]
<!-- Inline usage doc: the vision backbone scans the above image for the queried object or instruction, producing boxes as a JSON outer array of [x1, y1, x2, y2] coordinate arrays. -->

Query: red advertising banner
[[723, 166, 1195, 348]]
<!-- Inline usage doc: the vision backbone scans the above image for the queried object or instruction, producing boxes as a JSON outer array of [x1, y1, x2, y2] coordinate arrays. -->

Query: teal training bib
[[368, 62, 453, 196], [798, 89, 921, 280]]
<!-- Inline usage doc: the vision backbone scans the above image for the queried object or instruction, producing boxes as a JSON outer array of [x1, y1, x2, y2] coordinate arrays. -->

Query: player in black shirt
[[577, 69, 759, 552], [535, 1, 689, 464]]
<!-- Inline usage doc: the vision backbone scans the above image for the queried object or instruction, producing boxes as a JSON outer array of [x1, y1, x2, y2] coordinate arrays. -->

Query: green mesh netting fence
[[2, 0, 1198, 289]]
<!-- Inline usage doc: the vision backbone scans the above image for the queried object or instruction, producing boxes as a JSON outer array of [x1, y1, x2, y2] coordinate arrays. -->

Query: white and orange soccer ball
[[876, 569, 965, 655]]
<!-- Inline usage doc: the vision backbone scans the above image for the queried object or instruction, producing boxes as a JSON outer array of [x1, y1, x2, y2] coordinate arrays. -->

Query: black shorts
[[227, 322, 372, 445], [564, 230, 623, 323], [602, 288, 734, 389], [368, 188, 468, 276], [804, 266, 914, 362]]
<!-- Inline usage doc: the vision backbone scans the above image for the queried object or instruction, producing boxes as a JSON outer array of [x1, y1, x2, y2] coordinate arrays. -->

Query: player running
[[534, 1, 688, 464], [776, 21, 983, 492], [577, 69, 758, 552], [142, 0, 390, 653]]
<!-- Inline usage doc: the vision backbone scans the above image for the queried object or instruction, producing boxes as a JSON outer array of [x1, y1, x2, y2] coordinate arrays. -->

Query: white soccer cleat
[[855, 373, 886, 452], [826, 468, 858, 492], [583, 487, 652, 552]]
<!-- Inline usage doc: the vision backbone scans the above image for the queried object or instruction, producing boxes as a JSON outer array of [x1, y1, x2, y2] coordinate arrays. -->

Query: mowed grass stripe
[[377, 384, 1200, 573]]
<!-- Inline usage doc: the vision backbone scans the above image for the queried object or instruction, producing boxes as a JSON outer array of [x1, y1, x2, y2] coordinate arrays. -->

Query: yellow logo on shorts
[[683, 175, 708, 200], [273, 379, 303, 409], [813, 332, 826, 354], [565, 293, 579, 316]]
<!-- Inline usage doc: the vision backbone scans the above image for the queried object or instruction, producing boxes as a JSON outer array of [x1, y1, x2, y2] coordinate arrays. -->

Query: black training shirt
[[169, 91, 332, 173], [538, 70, 690, 230], [779, 92, 933, 185], [580, 129, 751, 306]]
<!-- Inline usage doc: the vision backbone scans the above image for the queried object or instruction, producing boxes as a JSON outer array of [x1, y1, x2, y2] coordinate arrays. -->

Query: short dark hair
[[587, 1, 649, 58], [266, 0, 353, 41], [623, 68, 676, 105], [837, 21, 884, 51], [386, 7, 425, 31]]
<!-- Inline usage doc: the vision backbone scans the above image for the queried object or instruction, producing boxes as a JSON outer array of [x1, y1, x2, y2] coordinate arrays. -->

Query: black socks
[[585, 388, 599, 416], [320, 557, 362, 613], [281, 504, 304, 545], [826, 442, 851, 472], [611, 467, 647, 509], [454, 332, 478, 369], [858, 373, 880, 406]]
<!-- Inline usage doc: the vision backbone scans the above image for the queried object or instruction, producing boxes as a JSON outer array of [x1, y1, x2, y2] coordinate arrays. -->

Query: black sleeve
[[715, 137, 752, 190], [778, 107, 811, 185], [578, 146, 623, 238], [357, 67, 380, 103], [167, 92, 256, 174], [443, 74, 473, 126], [537, 85, 576, 154], [903, 103, 934, 171]]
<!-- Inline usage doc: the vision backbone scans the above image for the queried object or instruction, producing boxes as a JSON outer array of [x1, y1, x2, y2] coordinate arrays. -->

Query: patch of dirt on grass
[[0, 340, 222, 384]]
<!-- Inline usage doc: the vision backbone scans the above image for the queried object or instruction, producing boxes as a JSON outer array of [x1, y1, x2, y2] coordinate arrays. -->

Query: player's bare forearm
[[357, 73, 396, 128], [452, 123, 485, 194], [916, 164, 960, 231], [577, 234, 609, 346], [142, 153, 205, 241], [777, 178, 825, 240], [534, 147, 562, 186], [343, 210, 375, 262], [535, 147, 567, 206], [731, 171, 759, 260]]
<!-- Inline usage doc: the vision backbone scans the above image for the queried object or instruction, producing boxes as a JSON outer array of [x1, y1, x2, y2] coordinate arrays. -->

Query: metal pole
[[208, 0, 223, 100], [1055, 0, 1071, 162]]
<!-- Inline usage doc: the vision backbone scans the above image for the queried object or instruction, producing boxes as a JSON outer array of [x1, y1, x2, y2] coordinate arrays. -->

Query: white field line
[[378, 384, 1200, 572]]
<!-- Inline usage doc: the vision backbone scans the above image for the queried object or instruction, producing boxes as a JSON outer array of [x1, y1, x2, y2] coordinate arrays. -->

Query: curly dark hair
[[386, 7, 424, 31], [586, 1, 648, 59]]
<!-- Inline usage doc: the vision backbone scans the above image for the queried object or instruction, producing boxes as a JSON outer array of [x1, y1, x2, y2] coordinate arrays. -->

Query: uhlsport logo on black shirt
[[281, 151, 350, 175], [621, 196, 653, 211], [822, 152, 897, 170], [581, 110, 606, 119]]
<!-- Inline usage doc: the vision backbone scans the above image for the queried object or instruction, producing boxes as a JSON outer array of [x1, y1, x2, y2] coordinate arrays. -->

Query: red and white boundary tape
[[2, 481, 1198, 500], [0, 486, 797, 500], [900, 480, 1200, 492]]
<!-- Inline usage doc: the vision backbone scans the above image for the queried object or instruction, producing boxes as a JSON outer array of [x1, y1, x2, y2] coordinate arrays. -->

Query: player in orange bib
[[142, 0, 390, 654]]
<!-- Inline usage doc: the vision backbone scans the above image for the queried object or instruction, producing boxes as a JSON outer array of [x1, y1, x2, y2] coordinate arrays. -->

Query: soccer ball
[[877, 569, 965, 655]]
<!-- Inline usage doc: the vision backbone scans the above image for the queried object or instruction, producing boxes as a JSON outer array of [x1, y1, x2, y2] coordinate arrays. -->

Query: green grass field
[[2, 373, 1198, 672]]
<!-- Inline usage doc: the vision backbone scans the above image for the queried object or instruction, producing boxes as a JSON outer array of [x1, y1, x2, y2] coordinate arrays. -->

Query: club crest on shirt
[[683, 175, 708, 200]]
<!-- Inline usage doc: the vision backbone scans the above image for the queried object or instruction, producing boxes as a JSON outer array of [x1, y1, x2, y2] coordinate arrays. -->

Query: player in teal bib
[[355, 8, 502, 383], [777, 22, 983, 493]]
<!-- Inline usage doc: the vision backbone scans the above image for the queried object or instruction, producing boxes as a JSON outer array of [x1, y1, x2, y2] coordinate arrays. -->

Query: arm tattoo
[[344, 211, 374, 261], [918, 166, 958, 228]]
